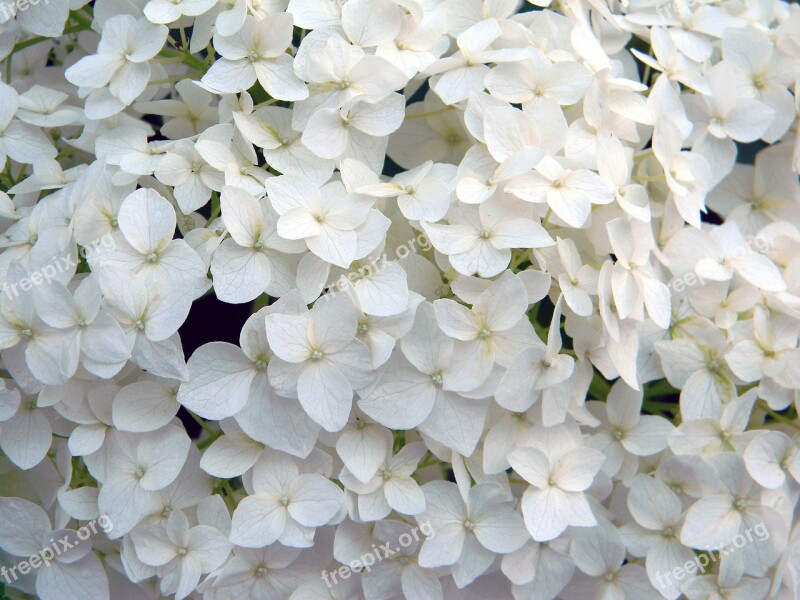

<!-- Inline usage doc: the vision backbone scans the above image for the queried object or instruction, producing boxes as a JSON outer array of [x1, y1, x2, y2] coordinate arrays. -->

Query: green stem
[[645, 379, 679, 398], [10, 21, 90, 55], [159, 46, 208, 74], [6, 14, 94, 80], [633, 175, 666, 183], [509, 249, 531, 271], [149, 74, 202, 86], [253, 98, 281, 110], [197, 436, 215, 451], [588, 371, 611, 400], [417, 453, 439, 470], [757, 401, 800, 431], [206, 191, 220, 225], [542, 207, 553, 227], [251, 293, 271, 312], [152, 56, 187, 64], [55, 146, 81, 160], [188, 410, 219, 440], [13, 163, 26, 184], [0, 173, 14, 189], [641, 46, 654, 86], [642, 399, 679, 411], [221, 480, 239, 509], [405, 106, 456, 120], [69, 9, 94, 29], [393, 430, 406, 453]]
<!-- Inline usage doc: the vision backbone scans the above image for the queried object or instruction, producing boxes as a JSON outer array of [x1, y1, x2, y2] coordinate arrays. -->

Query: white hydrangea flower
[[228, 450, 343, 548], [1, 0, 799, 597], [0, 497, 110, 600], [508, 422, 605, 542], [64, 15, 168, 109]]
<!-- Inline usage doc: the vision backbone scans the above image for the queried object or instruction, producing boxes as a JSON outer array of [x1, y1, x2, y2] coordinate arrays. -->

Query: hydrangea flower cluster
[[1, 0, 799, 598]]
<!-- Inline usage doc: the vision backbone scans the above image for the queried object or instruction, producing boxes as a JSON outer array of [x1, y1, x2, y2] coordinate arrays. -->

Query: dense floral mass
[[0, 0, 799, 598]]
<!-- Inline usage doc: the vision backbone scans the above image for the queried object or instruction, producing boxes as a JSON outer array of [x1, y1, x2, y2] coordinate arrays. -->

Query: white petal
[[297, 362, 352, 432], [288, 474, 343, 526], [646, 538, 696, 600], [199, 432, 263, 478], [301, 109, 349, 160], [0, 496, 51, 556], [680, 495, 741, 549], [624, 416, 673, 456], [137, 426, 191, 491], [36, 554, 109, 600], [210, 241, 272, 304], [473, 507, 527, 554], [627, 475, 682, 531], [201, 59, 256, 93], [417, 522, 465, 568], [229, 494, 286, 547], [220, 185, 263, 247], [68, 424, 107, 457], [112, 381, 179, 433], [553, 448, 605, 491], [0, 408, 52, 470], [521, 487, 569, 542], [188, 525, 231, 571], [743, 431, 791, 489], [177, 342, 255, 419], [354, 262, 409, 317], [336, 423, 390, 483], [357, 357, 435, 429], [254, 55, 309, 102], [418, 391, 487, 456], [384, 477, 426, 515]]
